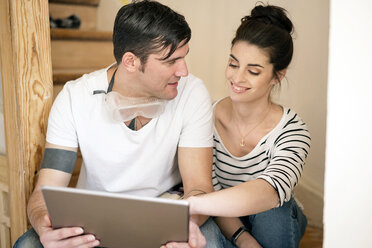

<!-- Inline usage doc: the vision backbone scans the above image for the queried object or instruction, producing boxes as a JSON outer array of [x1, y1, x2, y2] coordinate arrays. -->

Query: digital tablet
[[41, 186, 189, 248]]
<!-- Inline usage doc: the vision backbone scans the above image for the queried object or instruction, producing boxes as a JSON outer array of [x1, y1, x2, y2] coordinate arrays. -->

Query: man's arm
[[27, 142, 100, 248], [178, 147, 214, 225], [165, 147, 213, 248]]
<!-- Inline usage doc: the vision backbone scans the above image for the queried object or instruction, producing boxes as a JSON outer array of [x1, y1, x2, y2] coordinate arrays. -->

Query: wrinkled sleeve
[[46, 85, 78, 148], [258, 120, 311, 206], [178, 79, 213, 148]]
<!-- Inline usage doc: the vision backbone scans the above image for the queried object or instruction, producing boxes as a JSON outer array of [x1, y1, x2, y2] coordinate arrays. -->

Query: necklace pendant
[[240, 137, 245, 147]]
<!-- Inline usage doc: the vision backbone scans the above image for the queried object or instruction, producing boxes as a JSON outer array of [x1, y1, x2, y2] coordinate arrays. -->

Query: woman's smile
[[230, 82, 250, 94]]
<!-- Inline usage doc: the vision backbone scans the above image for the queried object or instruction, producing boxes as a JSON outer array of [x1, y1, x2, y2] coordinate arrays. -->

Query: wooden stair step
[[51, 40, 114, 74], [49, 0, 100, 6], [52, 68, 94, 85], [51, 29, 114, 74], [51, 28, 112, 41], [49, 3, 98, 31]]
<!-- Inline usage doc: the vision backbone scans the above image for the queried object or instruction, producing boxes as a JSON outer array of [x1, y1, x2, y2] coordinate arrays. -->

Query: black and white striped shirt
[[212, 106, 311, 206]]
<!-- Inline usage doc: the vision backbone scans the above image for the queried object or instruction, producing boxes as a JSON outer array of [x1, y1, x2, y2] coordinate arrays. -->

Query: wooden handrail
[[0, 0, 53, 245]]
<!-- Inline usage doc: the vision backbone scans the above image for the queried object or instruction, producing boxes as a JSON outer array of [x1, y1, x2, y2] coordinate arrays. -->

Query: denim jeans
[[13, 228, 42, 248], [13, 217, 226, 248], [200, 197, 307, 248], [243, 197, 307, 248], [200, 217, 234, 248], [14, 198, 306, 248]]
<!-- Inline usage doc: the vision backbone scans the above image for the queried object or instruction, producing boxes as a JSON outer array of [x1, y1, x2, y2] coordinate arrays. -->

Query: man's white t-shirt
[[46, 66, 213, 197]]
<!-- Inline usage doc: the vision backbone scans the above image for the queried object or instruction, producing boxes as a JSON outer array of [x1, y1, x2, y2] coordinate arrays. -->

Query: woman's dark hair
[[113, 0, 191, 68], [232, 4, 294, 79]]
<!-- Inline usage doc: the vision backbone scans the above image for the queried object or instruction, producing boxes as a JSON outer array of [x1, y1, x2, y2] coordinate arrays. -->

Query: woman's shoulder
[[213, 97, 231, 125], [274, 107, 311, 143], [281, 107, 308, 128]]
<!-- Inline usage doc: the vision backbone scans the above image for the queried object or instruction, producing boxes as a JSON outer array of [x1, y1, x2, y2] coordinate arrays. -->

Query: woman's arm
[[188, 179, 278, 217]]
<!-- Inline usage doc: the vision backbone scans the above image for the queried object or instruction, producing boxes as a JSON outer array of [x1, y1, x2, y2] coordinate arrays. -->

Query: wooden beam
[[0, 0, 53, 245]]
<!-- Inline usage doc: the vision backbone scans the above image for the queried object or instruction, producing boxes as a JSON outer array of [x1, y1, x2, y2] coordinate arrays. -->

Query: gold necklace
[[234, 104, 272, 147]]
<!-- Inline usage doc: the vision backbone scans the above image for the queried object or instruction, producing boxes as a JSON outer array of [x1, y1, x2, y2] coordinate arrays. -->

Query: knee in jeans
[[200, 218, 232, 248], [249, 200, 307, 248], [13, 228, 43, 248]]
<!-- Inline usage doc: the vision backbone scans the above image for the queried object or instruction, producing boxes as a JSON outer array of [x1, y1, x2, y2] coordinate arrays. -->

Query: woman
[[189, 4, 310, 248]]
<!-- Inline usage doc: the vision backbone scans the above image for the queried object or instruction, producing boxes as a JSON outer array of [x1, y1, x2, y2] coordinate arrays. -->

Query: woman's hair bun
[[243, 4, 293, 34]]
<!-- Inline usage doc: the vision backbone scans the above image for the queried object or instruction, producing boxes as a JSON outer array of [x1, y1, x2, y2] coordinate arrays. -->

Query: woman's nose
[[233, 69, 246, 84]]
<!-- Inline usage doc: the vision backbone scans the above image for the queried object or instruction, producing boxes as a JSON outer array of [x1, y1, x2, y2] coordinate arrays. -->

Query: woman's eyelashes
[[249, 70, 260, 76], [228, 61, 261, 76]]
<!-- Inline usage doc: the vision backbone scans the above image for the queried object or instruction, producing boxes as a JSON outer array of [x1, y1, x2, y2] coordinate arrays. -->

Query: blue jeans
[[14, 198, 306, 248], [243, 197, 307, 248], [14, 217, 227, 248], [13, 228, 42, 248], [200, 217, 234, 248], [201, 197, 307, 248]]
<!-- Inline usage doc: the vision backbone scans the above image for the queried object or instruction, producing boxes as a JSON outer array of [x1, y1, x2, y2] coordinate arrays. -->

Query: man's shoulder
[[62, 68, 108, 95], [181, 73, 202, 85], [178, 73, 207, 94]]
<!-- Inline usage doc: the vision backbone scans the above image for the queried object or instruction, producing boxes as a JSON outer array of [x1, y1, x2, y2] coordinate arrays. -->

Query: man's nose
[[175, 60, 188, 77]]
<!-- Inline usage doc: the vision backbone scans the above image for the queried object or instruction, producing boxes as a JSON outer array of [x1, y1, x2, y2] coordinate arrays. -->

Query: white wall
[[324, 0, 372, 247], [97, 0, 122, 31], [97, 0, 329, 227]]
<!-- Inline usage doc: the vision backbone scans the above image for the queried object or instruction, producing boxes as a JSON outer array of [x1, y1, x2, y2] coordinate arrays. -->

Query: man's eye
[[229, 63, 238, 68]]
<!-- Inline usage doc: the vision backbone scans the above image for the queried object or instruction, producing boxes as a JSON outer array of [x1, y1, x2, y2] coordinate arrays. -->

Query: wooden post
[[0, 0, 53, 245]]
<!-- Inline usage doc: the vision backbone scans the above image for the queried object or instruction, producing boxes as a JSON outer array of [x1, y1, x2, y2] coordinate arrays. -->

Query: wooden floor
[[299, 226, 323, 248]]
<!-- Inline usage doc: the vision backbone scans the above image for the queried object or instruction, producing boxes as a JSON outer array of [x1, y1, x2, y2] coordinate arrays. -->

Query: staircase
[[50, 0, 115, 97]]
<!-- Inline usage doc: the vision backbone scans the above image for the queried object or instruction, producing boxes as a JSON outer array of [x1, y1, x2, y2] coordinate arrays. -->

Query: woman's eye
[[229, 63, 238, 68], [249, 70, 259, 76]]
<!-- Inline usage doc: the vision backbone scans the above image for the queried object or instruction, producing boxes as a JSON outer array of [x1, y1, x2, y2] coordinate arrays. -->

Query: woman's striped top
[[212, 105, 311, 206]]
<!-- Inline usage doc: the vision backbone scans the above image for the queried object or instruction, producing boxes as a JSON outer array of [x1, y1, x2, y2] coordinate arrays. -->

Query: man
[[14, 1, 221, 247]]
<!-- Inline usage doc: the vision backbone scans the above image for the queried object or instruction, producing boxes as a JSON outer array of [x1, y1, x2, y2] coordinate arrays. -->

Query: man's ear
[[121, 52, 141, 72]]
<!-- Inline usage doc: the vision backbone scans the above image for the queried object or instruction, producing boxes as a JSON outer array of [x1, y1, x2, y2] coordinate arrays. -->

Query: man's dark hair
[[113, 0, 191, 67]]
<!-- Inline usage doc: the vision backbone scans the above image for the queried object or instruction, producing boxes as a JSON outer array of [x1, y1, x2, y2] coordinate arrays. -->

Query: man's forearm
[[27, 188, 48, 234], [190, 214, 208, 226], [177, 146, 214, 226], [27, 168, 72, 234], [214, 217, 244, 241], [184, 185, 214, 226]]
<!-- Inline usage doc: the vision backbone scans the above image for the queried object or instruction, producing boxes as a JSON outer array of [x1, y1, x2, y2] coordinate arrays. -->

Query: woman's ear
[[121, 52, 141, 72], [273, 69, 287, 84]]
